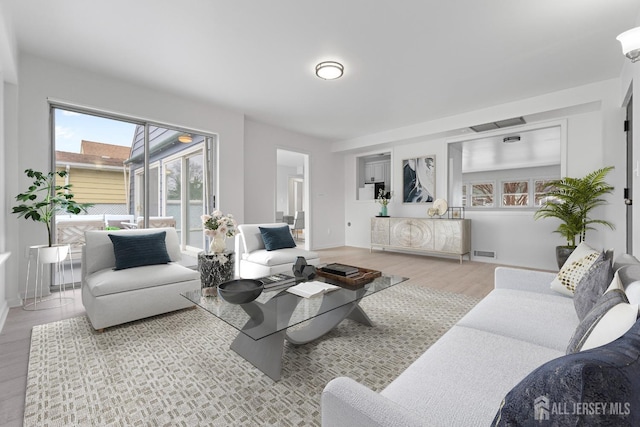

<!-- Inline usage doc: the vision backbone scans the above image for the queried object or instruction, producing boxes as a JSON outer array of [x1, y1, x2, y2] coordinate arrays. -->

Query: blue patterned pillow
[[108, 232, 171, 270], [259, 226, 296, 251], [492, 319, 640, 426]]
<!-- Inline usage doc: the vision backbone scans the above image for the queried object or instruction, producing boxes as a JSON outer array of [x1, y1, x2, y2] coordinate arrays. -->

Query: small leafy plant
[[12, 169, 93, 246]]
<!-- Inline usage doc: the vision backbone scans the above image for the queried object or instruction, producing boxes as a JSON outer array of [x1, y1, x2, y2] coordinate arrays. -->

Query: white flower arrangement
[[201, 210, 238, 239]]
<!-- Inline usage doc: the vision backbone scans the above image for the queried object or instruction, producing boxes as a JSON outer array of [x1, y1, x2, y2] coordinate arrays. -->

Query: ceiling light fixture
[[315, 61, 344, 80], [178, 134, 193, 143], [617, 27, 640, 62]]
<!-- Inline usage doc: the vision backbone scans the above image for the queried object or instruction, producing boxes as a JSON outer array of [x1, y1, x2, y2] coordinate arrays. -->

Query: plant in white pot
[[534, 166, 615, 268], [12, 168, 92, 262]]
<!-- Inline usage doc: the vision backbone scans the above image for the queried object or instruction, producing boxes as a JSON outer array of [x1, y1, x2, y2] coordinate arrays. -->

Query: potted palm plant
[[12, 168, 92, 263], [534, 166, 615, 268]]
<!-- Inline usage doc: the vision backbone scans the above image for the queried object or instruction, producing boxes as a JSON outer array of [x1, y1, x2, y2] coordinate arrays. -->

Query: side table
[[24, 244, 74, 310], [198, 251, 235, 296]]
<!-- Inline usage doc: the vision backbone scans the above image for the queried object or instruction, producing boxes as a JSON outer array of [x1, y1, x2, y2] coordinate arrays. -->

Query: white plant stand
[[23, 244, 74, 310]]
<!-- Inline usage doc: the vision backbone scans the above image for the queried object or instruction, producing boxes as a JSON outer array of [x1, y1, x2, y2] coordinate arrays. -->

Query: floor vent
[[474, 250, 496, 259]]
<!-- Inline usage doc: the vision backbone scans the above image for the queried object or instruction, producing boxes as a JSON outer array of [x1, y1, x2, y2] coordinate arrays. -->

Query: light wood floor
[[0, 247, 501, 426]]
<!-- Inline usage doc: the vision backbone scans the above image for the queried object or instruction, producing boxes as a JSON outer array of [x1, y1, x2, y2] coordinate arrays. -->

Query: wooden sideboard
[[371, 217, 471, 263]]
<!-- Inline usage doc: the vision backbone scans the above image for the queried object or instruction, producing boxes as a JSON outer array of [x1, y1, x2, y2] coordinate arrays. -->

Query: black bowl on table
[[217, 279, 264, 304]]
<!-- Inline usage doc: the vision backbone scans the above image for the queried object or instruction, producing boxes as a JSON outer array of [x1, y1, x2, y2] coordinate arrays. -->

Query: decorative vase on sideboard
[[380, 205, 388, 216]]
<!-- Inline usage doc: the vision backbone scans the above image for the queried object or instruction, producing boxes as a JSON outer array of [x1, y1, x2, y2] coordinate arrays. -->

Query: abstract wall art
[[402, 155, 435, 203]]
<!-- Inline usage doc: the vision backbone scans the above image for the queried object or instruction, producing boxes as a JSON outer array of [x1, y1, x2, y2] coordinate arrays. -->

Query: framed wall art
[[402, 155, 435, 203]]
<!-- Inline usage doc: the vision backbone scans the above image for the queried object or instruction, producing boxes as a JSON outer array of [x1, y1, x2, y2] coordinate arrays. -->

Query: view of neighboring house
[[56, 140, 130, 215]]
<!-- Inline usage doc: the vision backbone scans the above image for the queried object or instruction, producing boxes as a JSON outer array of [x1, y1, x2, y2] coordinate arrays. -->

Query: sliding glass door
[[52, 105, 217, 287]]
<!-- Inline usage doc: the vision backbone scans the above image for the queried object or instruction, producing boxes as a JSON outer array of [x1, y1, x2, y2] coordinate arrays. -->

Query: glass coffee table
[[182, 273, 407, 381]]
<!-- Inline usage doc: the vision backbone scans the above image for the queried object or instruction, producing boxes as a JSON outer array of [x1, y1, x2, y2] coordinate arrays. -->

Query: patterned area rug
[[24, 285, 479, 426]]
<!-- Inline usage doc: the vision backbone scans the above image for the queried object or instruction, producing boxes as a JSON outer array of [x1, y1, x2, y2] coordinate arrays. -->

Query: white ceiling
[[2, 0, 639, 143]]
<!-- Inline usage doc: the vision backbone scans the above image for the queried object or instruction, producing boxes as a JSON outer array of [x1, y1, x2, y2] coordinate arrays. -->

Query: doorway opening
[[276, 149, 310, 250]]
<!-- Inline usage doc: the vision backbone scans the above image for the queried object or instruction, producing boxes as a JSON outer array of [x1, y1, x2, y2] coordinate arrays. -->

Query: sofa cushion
[[551, 242, 602, 296], [613, 253, 640, 271], [238, 223, 290, 254], [259, 225, 296, 251], [573, 258, 614, 321], [109, 231, 171, 270], [244, 248, 319, 267], [456, 288, 578, 352], [84, 228, 182, 275], [493, 319, 640, 426], [617, 264, 640, 287], [85, 263, 199, 297], [381, 325, 563, 426], [566, 289, 630, 354]]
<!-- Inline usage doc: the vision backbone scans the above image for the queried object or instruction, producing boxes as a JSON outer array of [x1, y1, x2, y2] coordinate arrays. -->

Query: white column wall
[[244, 119, 345, 250]]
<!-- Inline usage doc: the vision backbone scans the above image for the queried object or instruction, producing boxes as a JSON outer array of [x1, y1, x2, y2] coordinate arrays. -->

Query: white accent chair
[[235, 223, 320, 279], [81, 227, 199, 331]]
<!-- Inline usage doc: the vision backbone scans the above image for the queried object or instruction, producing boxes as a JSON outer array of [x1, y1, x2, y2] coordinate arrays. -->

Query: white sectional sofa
[[322, 254, 640, 426], [235, 223, 320, 279], [81, 227, 199, 331]]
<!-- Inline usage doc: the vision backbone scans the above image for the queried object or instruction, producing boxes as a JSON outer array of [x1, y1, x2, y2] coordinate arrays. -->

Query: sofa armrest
[[494, 266, 561, 296], [321, 377, 425, 427]]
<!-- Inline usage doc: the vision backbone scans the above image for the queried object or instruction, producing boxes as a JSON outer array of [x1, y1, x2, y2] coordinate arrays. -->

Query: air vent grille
[[470, 117, 526, 133], [474, 250, 497, 259]]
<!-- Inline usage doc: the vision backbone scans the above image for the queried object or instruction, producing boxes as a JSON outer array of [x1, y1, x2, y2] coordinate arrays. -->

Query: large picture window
[[52, 104, 217, 288]]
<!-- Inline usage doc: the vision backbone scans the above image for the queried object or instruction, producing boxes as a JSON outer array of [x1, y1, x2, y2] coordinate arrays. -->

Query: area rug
[[24, 285, 479, 426]]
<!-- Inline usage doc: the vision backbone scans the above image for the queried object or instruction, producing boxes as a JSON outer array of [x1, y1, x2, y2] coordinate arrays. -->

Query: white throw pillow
[[581, 302, 639, 351], [551, 242, 602, 296], [625, 281, 640, 305]]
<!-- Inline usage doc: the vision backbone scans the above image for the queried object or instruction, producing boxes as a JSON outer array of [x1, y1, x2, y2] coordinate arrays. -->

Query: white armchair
[[235, 223, 320, 279]]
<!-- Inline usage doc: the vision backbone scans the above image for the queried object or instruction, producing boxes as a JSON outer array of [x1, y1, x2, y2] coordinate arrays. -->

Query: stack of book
[[259, 273, 297, 290], [320, 263, 360, 277]]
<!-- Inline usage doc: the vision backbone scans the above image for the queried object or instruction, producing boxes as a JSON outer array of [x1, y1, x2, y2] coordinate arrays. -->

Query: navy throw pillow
[[492, 319, 640, 426], [108, 231, 171, 270], [259, 226, 296, 251]]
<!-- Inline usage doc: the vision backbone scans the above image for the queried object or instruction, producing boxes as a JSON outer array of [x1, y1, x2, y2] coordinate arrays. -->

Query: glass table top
[[181, 273, 407, 341]]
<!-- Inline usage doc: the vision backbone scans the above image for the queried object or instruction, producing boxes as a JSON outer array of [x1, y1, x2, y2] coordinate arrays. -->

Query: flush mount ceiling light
[[315, 61, 344, 80], [178, 134, 193, 143], [617, 27, 640, 62]]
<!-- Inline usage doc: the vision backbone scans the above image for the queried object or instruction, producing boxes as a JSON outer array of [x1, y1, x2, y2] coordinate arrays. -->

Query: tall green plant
[[12, 169, 93, 246], [534, 166, 615, 247]]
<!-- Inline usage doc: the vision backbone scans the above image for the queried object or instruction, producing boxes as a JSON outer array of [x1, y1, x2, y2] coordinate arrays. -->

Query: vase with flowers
[[202, 210, 238, 253], [199, 210, 238, 294], [376, 188, 392, 216]]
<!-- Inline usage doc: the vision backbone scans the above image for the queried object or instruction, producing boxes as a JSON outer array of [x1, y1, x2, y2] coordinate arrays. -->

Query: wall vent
[[474, 250, 497, 259], [469, 117, 526, 133]]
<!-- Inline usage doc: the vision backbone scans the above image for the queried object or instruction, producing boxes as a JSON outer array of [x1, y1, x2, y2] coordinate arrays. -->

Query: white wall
[[342, 80, 627, 271], [244, 119, 345, 250], [0, 77, 7, 328], [0, 0, 17, 329]]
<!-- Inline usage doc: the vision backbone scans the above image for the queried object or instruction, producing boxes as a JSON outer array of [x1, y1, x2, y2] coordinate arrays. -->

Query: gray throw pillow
[[573, 257, 614, 321], [566, 289, 629, 354]]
